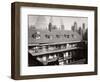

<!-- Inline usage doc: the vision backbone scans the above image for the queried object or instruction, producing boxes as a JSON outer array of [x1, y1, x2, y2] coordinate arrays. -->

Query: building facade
[[28, 16, 87, 66]]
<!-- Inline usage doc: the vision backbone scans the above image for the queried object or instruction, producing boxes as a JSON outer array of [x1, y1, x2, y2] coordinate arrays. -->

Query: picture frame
[[11, 2, 98, 80]]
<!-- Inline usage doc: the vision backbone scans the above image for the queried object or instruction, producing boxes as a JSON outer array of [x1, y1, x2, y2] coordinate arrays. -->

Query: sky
[[28, 15, 88, 30]]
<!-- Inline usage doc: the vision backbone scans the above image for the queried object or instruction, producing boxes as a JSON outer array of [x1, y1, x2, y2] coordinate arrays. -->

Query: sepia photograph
[[28, 15, 88, 66]]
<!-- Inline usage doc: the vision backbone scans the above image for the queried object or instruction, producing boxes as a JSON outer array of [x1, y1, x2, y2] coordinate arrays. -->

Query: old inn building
[[28, 16, 87, 66]]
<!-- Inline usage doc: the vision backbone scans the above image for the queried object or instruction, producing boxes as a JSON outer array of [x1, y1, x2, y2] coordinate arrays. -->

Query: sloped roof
[[28, 27, 82, 44]]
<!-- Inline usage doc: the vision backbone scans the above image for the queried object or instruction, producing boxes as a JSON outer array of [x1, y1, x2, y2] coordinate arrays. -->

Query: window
[[56, 35, 60, 38], [72, 34, 74, 38], [64, 34, 67, 38], [67, 35, 69, 38], [64, 34, 70, 38], [32, 31, 40, 39], [45, 34, 50, 39], [45, 34, 52, 39], [32, 34, 36, 38]]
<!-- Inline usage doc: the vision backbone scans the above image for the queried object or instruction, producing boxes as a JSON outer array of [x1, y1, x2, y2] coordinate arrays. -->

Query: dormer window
[[64, 34, 67, 38], [45, 34, 52, 39], [45, 34, 50, 39], [32, 31, 40, 39], [56, 35, 60, 38], [72, 34, 74, 38], [67, 35, 69, 38], [64, 34, 70, 38]]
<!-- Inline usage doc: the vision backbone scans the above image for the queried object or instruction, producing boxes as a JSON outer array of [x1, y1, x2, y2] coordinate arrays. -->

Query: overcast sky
[[28, 15, 88, 30]]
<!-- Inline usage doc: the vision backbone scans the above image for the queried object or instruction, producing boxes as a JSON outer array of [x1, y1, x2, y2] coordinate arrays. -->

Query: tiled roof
[[28, 27, 82, 44]]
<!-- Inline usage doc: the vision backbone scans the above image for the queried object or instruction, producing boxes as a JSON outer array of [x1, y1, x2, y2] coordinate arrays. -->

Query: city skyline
[[28, 15, 88, 30]]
